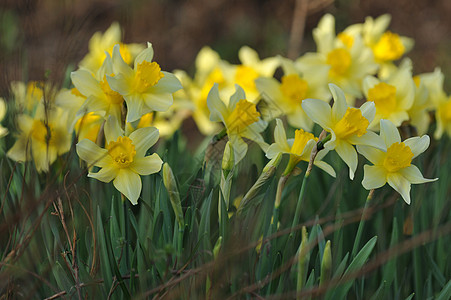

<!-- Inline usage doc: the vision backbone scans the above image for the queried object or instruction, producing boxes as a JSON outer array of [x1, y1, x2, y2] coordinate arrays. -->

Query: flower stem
[[351, 189, 375, 258], [122, 194, 131, 270]]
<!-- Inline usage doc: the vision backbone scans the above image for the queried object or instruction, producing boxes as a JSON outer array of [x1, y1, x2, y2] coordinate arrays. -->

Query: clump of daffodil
[[106, 43, 183, 122], [302, 84, 384, 179], [230, 46, 279, 102], [297, 14, 378, 103], [357, 119, 437, 204], [347, 14, 414, 78], [76, 116, 162, 204], [207, 83, 268, 165], [0, 98, 8, 138], [266, 119, 336, 177], [363, 62, 415, 129], [255, 56, 330, 130], [7, 104, 72, 173], [79, 22, 144, 73]]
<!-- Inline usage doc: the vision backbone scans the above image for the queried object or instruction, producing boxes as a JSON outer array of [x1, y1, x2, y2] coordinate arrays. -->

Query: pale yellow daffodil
[[207, 83, 268, 164], [71, 51, 125, 123], [363, 62, 415, 129], [255, 56, 330, 130], [76, 116, 163, 204], [7, 105, 72, 172], [357, 119, 437, 204], [302, 84, 384, 179], [106, 43, 182, 122], [266, 119, 335, 177], [232, 46, 279, 102], [296, 14, 378, 103]]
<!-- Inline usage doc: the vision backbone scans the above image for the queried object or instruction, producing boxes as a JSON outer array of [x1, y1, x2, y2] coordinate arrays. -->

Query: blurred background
[[1, 0, 450, 98]]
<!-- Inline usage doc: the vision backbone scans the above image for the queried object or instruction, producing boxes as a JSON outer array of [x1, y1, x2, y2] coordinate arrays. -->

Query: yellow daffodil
[[55, 87, 87, 131], [266, 119, 335, 177], [76, 116, 163, 204], [172, 47, 229, 135], [7, 105, 72, 172], [417, 67, 450, 139], [296, 14, 378, 103], [357, 119, 437, 204], [231, 46, 279, 102], [302, 84, 384, 179], [0, 98, 8, 138], [71, 51, 125, 123], [255, 56, 330, 130], [207, 83, 268, 164], [363, 62, 415, 128], [79, 22, 144, 73], [106, 43, 182, 122]]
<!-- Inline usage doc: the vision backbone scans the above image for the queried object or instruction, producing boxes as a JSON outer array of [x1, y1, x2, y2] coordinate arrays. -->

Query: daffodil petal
[[362, 165, 387, 190], [380, 119, 401, 147], [403, 135, 430, 158], [356, 145, 385, 165], [360, 101, 376, 123], [150, 72, 183, 93], [134, 43, 154, 68], [125, 94, 145, 123], [398, 165, 438, 184], [266, 143, 286, 159], [113, 169, 142, 205], [314, 160, 336, 177], [76, 138, 111, 167], [142, 92, 173, 112], [229, 133, 248, 165], [130, 153, 163, 175], [348, 131, 385, 150], [88, 166, 118, 183], [274, 119, 290, 150], [107, 73, 130, 96], [229, 84, 246, 110], [104, 116, 123, 143], [71, 69, 102, 97], [112, 45, 134, 78], [301, 98, 332, 130], [330, 83, 348, 121], [387, 172, 411, 204], [207, 83, 228, 123], [335, 141, 358, 180], [129, 127, 159, 157]]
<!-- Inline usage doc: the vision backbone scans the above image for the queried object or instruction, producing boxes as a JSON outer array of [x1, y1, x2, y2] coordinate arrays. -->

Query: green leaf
[[327, 236, 377, 299], [437, 280, 451, 300]]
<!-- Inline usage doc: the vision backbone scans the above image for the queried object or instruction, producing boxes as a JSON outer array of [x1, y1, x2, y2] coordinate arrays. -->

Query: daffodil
[[172, 47, 229, 135], [363, 62, 415, 128], [106, 43, 183, 122], [0, 97, 8, 138], [10, 81, 55, 113], [357, 119, 437, 204], [7, 105, 72, 172], [255, 56, 329, 130], [76, 116, 163, 204], [79, 22, 144, 73], [71, 51, 125, 123], [207, 83, 268, 164], [231, 46, 279, 102], [266, 119, 335, 177], [296, 14, 378, 103], [348, 14, 414, 78], [74, 112, 104, 143], [302, 84, 384, 179]]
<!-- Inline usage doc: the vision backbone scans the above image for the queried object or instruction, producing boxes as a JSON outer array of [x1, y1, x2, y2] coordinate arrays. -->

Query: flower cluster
[[2, 15, 442, 205]]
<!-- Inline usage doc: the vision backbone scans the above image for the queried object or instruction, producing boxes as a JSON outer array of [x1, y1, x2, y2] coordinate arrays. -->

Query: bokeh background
[[1, 0, 451, 99]]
